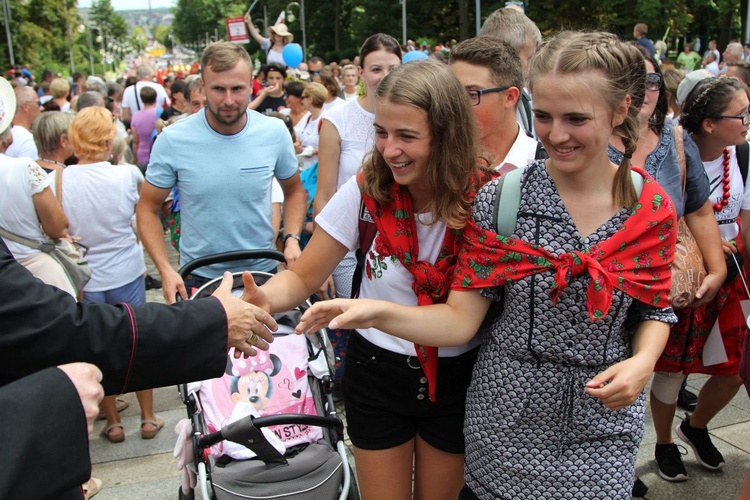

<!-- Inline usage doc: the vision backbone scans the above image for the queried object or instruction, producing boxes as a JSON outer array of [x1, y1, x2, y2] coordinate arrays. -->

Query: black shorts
[[343, 332, 477, 454]]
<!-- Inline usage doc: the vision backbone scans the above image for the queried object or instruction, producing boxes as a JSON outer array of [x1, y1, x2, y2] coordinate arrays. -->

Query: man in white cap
[[5, 85, 41, 159]]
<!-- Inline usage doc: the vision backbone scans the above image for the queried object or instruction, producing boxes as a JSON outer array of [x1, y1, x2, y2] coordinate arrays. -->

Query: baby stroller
[[175, 250, 358, 500]]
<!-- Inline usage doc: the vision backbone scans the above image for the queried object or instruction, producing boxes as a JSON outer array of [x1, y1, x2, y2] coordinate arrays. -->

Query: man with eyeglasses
[[450, 37, 542, 174], [5, 85, 41, 159]]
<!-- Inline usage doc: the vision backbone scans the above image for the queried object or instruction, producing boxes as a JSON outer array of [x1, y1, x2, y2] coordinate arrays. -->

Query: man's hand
[[58, 363, 104, 436], [212, 272, 276, 358], [161, 268, 189, 304]]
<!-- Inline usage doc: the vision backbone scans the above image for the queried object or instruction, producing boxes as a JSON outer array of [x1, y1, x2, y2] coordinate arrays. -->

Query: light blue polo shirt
[[147, 108, 297, 276]]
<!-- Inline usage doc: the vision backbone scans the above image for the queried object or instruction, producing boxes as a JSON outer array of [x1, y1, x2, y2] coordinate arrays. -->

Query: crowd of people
[[1, 5, 749, 500]]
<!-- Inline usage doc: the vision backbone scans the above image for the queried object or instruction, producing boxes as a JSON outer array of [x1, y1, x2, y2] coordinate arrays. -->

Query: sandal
[[141, 416, 164, 439], [96, 397, 129, 420], [101, 422, 125, 443], [83, 477, 102, 499]]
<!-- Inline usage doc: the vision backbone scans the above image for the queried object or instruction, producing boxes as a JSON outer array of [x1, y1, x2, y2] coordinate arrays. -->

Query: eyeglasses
[[645, 72, 662, 92], [311, 71, 321, 76], [467, 86, 509, 106], [715, 110, 750, 126]]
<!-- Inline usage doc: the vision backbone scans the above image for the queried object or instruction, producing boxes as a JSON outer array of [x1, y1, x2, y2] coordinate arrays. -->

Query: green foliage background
[[0, 0, 745, 77]]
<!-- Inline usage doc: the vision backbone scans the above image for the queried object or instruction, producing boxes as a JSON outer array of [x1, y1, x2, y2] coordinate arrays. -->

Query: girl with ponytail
[[298, 31, 679, 498]]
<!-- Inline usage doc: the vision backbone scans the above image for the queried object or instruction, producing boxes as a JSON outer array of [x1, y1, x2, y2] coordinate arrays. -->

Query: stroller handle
[[197, 414, 343, 450], [178, 250, 286, 280]]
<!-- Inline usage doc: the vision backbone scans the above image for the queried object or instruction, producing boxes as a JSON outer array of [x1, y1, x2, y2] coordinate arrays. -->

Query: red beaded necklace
[[714, 148, 732, 212]]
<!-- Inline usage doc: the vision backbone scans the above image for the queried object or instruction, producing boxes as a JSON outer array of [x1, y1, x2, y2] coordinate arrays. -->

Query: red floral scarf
[[359, 168, 497, 402], [452, 167, 677, 319]]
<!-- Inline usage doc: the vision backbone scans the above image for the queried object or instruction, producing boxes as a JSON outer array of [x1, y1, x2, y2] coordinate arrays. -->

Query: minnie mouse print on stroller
[[173, 250, 359, 500]]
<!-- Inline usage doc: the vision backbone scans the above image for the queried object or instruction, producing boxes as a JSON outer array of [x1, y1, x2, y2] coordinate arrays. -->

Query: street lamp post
[[401, 0, 407, 46], [286, 1, 306, 61], [86, 24, 104, 75]]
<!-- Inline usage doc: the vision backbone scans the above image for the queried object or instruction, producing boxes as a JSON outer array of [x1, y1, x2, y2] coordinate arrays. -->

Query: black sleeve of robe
[[0, 368, 90, 499], [0, 239, 234, 497], [0, 239, 229, 393]]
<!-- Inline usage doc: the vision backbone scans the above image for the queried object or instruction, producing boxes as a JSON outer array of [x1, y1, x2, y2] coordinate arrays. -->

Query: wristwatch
[[283, 233, 301, 244]]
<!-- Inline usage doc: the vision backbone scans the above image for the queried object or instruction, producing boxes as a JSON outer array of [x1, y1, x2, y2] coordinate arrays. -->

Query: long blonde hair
[[362, 60, 488, 228], [529, 32, 646, 208]]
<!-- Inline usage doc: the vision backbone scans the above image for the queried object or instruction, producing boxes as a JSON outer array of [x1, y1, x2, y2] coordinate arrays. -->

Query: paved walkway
[[89, 242, 750, 499]]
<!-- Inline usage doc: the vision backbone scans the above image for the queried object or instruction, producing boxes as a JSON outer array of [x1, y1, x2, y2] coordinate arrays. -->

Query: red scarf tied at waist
[[358, 168, 497, 402], [453, 167, 677, 320]]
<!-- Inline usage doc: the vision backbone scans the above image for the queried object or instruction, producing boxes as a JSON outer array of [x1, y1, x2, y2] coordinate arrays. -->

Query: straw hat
[[0, 77, 16, 135], [268, 23, 293, 42]]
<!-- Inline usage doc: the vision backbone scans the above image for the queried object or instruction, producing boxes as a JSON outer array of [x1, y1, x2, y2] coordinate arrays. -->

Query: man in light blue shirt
[[137, 42, 306, 304]]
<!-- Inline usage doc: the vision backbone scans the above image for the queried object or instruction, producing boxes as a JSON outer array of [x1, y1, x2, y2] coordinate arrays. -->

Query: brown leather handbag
[[670, 126, 706, 309]]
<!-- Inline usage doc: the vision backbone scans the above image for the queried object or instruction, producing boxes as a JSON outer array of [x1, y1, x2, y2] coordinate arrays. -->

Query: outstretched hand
[[296, 298, 378, 334], [584, 354, 655, 410], [239, 270, 270, 312], [212, 272, 276, 358]]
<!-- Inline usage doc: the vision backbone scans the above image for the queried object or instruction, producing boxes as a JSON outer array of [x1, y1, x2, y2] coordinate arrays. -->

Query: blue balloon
[[282, 43, 304, 69], [402, 51, 429, 64]]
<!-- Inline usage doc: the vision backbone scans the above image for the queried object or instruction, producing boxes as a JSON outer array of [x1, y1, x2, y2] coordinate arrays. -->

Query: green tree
[[129, 26, 148, 55], [90, 0, 128, 47]]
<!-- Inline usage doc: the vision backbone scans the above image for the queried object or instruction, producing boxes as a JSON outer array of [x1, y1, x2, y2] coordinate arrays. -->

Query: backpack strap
[[492, 167, 643, 236], [737, 141, 749, 186], [493, 168, 523, 236], [351, 198, 377, 299]]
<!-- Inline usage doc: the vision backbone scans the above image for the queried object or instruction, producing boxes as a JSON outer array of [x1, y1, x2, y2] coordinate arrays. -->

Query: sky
[[77, 0, 176, 10]]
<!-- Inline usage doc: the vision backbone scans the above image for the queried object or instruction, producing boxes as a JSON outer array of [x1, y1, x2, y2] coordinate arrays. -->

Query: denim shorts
[[343, 332, 477, 454], [83, 275, 146, 306]]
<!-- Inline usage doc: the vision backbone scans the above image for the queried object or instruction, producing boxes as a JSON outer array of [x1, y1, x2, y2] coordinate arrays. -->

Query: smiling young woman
[[243, 60, 495, 500], [649, 75, 750, 481], [297, 32, 678, 499]]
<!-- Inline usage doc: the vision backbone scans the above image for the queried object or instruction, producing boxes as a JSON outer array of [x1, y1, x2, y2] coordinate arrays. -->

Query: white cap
[[676, 69, 713, 107]]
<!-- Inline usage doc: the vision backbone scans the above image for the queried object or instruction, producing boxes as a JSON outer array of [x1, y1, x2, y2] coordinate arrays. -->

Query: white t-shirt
[[0, 155, 50, 260], [283, 110, 310, 142], [51, 162, 146, 291], [704, 145, 750, 240], [299, 113, 323, 171], [5, 125, 38, 159], [322, 97, 346, 111], [316, 176, 481, 357], [260, 38, 286, 67], [121, 81, 170, 114], [322, 99, 375, 190], [705, 60, 720, 76]]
